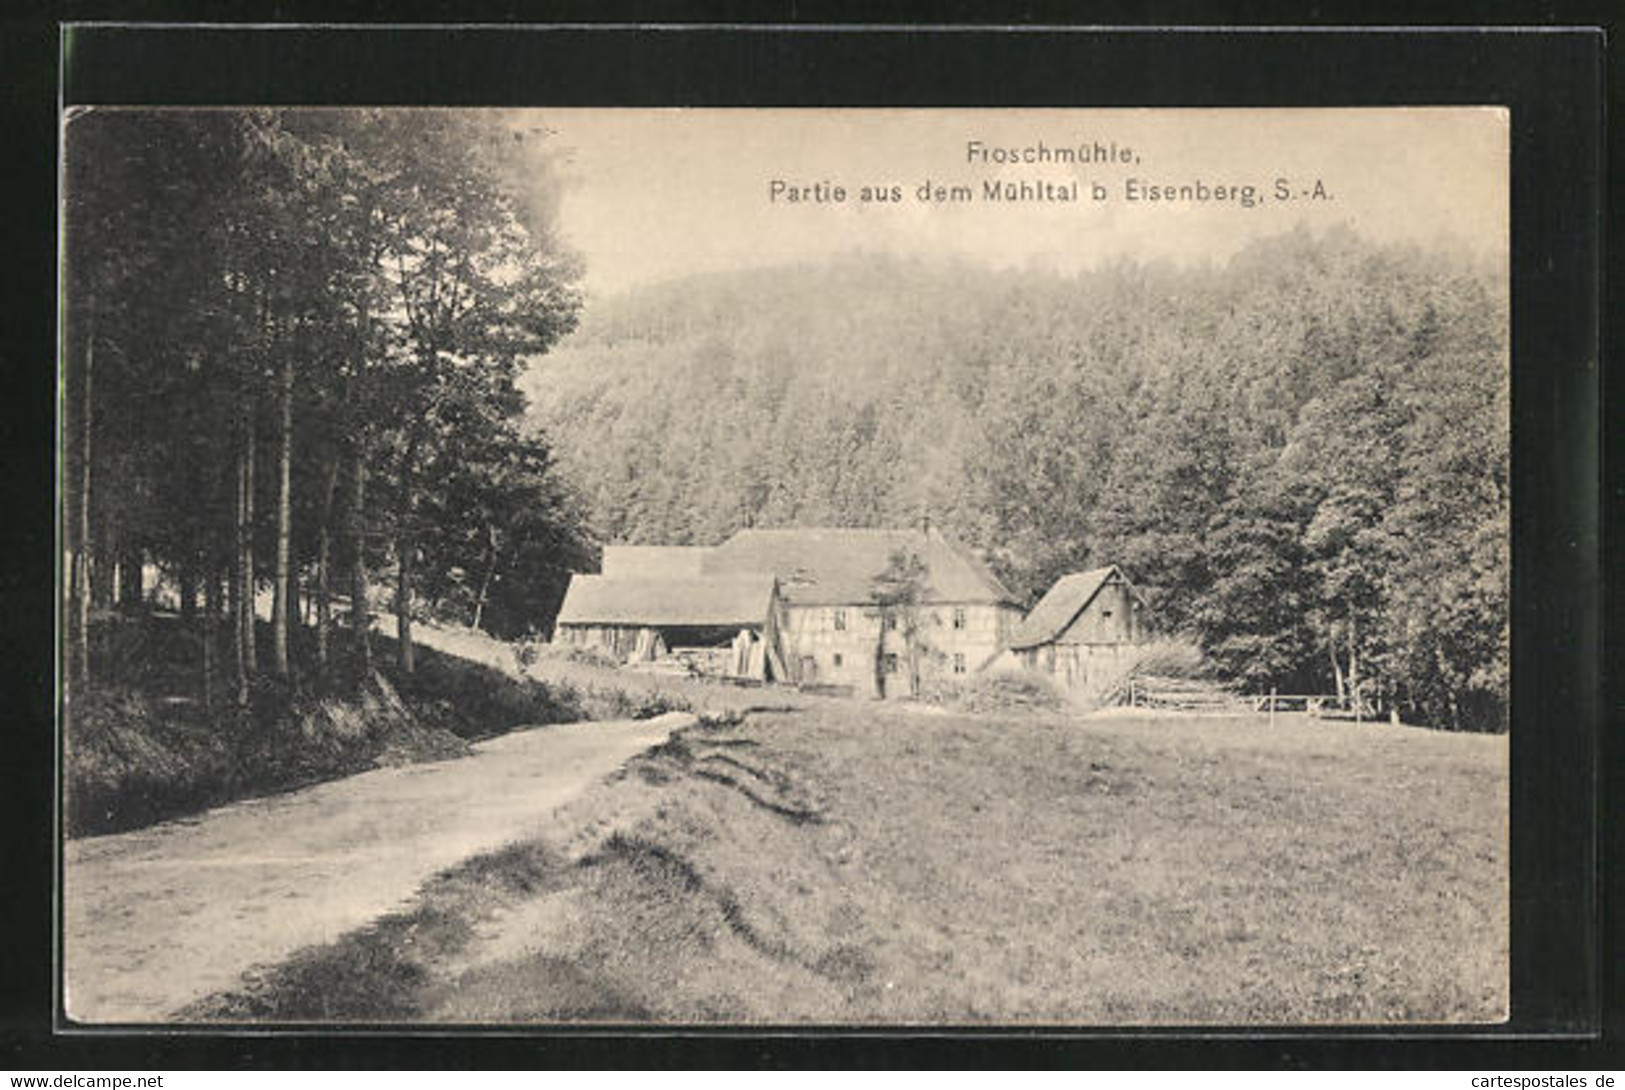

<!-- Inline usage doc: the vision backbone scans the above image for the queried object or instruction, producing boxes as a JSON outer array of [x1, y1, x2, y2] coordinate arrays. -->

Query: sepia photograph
[[59, 106, 1510, 1027]]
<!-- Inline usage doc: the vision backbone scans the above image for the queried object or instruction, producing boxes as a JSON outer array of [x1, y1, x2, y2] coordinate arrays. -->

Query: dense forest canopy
[[525, 234, 1508, 730], [62, 107, 591, 716]]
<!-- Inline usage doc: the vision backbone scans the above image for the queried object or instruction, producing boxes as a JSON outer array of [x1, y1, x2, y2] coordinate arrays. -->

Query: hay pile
[[924, 671, 1068, 715], [1086, 637, 1212, 707]]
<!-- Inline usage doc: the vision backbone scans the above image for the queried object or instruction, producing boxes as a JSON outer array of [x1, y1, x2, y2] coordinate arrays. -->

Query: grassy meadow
[[186, 698, 1508, 1025]]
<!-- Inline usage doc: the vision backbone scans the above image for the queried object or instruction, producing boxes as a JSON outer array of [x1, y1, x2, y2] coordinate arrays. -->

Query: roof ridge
[[710, 525, 1016, 606], [731, 526, 919, 535], [1007, 566, 1125, 650], [556, 571, 777, 627], [574, 572, 773, 584]]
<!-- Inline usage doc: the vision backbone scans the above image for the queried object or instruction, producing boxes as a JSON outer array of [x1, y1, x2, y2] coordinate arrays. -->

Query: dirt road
[[63, 713, 691, 1024]]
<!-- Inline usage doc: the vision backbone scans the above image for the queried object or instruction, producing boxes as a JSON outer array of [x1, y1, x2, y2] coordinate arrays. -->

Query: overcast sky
[[525, 108, 1507, 298]]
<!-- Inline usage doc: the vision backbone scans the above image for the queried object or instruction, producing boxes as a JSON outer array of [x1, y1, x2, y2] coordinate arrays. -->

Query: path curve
[[64, 713, 690, 1024]]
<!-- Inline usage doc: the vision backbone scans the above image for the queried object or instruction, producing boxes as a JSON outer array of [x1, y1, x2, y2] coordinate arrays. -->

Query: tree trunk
[[349, 446, 372, 678], [289, 565, 302, 639], [1329, 638, 1345, 705], [314, 456, 341, 672], [244, 411, 256, 675], [202, 569, 219, 712], [395, 432, 423, 676], [234, 404, 256, 708], [906, 630, 921, 699], [873, 617, 886, 700], [470, 525, 499, 631], [92, 521, 116, 612], [396, 530, 416, 675], [271, 356, 293, 678], [118, 544, 143, 613], [72, 317, 94, 696], [1347, 616, 1360, 710], [179, 563, 198, 623], [229, 487, 240, 708]]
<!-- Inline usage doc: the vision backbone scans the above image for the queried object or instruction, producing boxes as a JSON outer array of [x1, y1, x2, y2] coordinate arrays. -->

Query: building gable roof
[[1007, 566, 1130, 650], [556, 574, 777, 628], [704, 527, 1019, 607], [600, 545, 711, 580]]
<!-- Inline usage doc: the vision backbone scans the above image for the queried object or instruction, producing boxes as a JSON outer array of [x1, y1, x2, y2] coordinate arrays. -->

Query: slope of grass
[[184, 702, 1508, 1025], [66, 614, 782, 837], [67, 617, 564, 837]]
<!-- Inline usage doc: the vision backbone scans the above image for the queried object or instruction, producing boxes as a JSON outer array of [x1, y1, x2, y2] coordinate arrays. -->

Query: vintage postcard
[[60, 106, 1509, 1026]]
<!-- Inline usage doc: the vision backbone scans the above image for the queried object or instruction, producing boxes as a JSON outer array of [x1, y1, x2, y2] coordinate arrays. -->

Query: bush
[[383, 642, 580, 738], [65, 691, 239, 835], [65, 672, 478, 838], [919, 671, 1068, 715], [915, 637, 1213, 714], [521, 640, 620, 671]]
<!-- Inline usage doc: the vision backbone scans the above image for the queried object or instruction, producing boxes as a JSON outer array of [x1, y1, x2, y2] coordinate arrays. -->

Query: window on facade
[[953, 653, 966, 674], [883, 653, 899, 674], [952, 607, 966, 630], [884, 614, 897, 631], [1102, 609, 1113, 619], [833, 609, 847, 631], [833, 653, 843, 667]]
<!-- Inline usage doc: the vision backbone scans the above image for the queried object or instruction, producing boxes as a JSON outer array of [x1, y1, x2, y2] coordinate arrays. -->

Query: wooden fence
[[1128, 676, 1387, 724]]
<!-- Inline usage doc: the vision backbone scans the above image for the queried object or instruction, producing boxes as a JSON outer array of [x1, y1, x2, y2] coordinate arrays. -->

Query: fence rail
[[1127, 677, 1385, 723], [1253, 690, 1381, 719]]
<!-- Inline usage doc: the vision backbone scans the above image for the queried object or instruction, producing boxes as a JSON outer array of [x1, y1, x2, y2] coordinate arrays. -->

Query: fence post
[[1269, 686, 1276, 729]]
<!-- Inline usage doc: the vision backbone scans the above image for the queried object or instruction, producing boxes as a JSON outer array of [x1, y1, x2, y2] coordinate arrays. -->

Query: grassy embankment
[[65, 616, 776, 838], [184, 694, 1508, 1025]]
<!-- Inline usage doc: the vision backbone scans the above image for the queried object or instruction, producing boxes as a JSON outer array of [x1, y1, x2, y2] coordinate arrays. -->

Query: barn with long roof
[[553, 573, 790, 681]]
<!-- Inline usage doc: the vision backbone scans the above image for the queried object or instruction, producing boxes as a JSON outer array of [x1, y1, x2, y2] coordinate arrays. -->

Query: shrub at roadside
[[918, 671, 1068, 715], [65, 673, 474, 838]]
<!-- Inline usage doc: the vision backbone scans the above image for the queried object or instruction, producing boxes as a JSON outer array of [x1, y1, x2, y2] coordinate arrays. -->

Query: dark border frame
[[3, 19, 1608, 1069]]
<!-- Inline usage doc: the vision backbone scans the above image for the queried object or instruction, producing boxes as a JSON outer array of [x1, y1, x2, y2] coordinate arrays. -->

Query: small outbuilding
[[553, 574, 789, 681], [1002, 565, 1143, 691]]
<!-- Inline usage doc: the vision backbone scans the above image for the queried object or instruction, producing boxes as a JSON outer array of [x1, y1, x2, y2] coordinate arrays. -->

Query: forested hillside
[[525, 233, 1508, 729], [63, 108, 591, 707]]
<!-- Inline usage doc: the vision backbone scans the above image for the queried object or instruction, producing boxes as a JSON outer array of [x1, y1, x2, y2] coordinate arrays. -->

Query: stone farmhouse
[[706, 527, 1024, 697], [555, 526, 1024, 696]]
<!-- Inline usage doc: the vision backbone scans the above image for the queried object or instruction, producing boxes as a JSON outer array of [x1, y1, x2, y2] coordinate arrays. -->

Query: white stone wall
[[783, 602, 1020, 696]]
